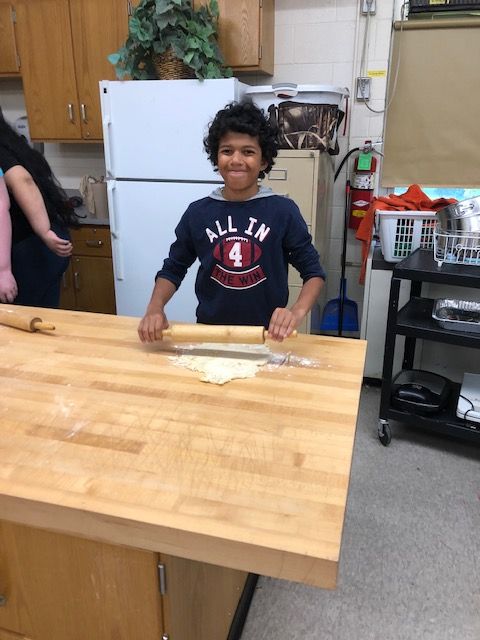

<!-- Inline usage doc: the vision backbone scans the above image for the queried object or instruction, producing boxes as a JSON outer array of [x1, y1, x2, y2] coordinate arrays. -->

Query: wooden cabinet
[[0, 2, 20, 75], [14, 0, 131, 141], [60, 225, 116, 314], [0, 520, 247, 640], [0, 521, 164, 640], [261, 150, 334, 333], [194, 0, 274, 75]]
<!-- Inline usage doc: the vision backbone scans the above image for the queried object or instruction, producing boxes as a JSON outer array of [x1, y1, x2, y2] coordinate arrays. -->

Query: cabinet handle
[[127, 0, 133, 16], [67, 103, 75, 123], [81, 103, 88, 124], [268, 169, 288, 181], [62, 273, 69, 289], [86, 240, 103, 248], [74, 272, 80, 291], [0, 594, 7, 606]]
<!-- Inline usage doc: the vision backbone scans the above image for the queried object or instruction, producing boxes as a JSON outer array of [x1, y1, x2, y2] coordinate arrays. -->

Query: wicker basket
[[153, 48, 196, 80]]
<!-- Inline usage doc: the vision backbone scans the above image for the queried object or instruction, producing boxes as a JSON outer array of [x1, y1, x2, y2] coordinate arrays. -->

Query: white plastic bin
[[245, 83, 349, 113], [376, 210, 436, 262]]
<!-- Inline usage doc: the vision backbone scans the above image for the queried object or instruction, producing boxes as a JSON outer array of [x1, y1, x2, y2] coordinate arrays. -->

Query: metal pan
[[436, 195, 480, 233], [432, 298, 480, 333]]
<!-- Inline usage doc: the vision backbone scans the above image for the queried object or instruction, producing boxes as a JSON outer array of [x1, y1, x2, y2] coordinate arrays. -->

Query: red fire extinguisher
[[348, 142, 377, 230]]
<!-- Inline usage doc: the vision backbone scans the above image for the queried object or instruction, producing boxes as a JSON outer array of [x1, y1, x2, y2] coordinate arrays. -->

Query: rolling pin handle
[[161, 329, 172, 339], [31, 320, 56, 332]]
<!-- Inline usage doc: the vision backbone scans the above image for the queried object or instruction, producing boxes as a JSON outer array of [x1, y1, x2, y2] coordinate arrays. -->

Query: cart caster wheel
[[378, 421, 391, 446]]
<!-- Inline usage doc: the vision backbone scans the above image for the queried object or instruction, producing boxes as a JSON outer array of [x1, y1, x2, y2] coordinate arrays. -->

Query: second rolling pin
[[0, 308, 55, 332], [160, 324, 297, 344]]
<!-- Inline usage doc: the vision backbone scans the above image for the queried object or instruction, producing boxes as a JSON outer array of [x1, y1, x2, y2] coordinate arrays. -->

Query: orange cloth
[[355, 184, 457, 284]]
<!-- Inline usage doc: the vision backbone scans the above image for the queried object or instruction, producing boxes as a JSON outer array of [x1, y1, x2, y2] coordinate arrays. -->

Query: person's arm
[[0, 176, 18, 303], [3, 165, 72, 257], [268, 276, 324, 341], [138, 210, 197, 343], [268, 201, 326, 341], [137, 277, 177, 343]]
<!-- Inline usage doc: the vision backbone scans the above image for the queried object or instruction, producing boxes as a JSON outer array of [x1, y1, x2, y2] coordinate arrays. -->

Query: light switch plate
[[362, 0, 376, 14], [356, 77, 371, 101]]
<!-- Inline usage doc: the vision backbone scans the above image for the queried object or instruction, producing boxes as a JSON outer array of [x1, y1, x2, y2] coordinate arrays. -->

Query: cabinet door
[[0, 521, 164, 640], [72, 255, 116, 314], [161, 554, 247, 640], [69, 0, 130, 140], [58, 262, 76, 310], [0, 3, 19, 74], [14, 0, 81, 141], [194, 0, 274, 74], [0, 630, 31, 640]]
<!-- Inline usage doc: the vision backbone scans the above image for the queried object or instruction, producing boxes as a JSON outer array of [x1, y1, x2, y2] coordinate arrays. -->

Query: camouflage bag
[[267, 101, 343, 155]]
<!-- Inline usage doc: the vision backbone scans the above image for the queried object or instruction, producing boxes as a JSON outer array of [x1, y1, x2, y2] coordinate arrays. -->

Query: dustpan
[[320, 179, 359, 335], [320, 278, 359, 332]]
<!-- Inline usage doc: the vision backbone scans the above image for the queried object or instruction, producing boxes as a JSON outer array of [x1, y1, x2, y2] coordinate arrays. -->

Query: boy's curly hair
[[203, 99, 278, 179]]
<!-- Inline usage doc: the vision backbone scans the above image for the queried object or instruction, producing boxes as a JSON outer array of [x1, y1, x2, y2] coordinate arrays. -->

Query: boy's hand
[[267, 307, 300, 342], [138, 309, 169, 343], [0, 269, 18, 303], [42, 229, 73, 257]]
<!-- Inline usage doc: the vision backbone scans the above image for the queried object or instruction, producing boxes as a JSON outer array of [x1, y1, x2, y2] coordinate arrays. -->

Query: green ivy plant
[[108, 0, 232, 80]]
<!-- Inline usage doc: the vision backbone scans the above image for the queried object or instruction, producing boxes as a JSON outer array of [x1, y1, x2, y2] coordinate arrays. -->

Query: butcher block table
[[0, 305, 366, 640]]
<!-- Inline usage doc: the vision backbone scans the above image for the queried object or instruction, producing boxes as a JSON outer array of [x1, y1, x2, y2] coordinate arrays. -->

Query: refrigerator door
[[108, 180, 215, 319], [101, 79, 248, 181]]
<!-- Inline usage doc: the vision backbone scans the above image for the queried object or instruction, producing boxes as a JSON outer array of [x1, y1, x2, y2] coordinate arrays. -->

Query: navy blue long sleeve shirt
[[156, 187, 326, 327]]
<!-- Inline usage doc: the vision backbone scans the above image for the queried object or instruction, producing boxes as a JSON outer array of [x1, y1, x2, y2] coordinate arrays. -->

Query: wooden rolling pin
[[161, 324, 297, 344], [0, 308, 55, 333]]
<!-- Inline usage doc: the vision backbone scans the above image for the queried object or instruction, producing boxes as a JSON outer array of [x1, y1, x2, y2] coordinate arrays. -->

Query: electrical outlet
[[356, 77, 371, 101], [362, 0, 376, 14]]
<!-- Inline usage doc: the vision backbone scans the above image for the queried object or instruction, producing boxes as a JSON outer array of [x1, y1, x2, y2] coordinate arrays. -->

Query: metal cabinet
[[261, 150, 334, 333]]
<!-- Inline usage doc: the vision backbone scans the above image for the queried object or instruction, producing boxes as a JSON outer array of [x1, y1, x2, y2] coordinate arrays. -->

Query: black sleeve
[[155, 209, 197, 289], [0, 147, 20, 173], [284, 201, 326, 282]]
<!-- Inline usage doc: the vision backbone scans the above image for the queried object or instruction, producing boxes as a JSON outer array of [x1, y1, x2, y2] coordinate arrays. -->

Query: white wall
[[0, 0, 400, 323]]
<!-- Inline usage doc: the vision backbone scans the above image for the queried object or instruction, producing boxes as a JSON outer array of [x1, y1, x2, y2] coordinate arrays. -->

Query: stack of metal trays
[[432, 299, 480, 333]]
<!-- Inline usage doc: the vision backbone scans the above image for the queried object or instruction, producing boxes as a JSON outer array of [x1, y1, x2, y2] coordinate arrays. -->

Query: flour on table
[[170, 343, 271, 385]]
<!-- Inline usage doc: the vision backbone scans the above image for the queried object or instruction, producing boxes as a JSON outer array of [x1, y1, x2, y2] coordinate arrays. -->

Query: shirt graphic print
[[206, 214, 270, 290]]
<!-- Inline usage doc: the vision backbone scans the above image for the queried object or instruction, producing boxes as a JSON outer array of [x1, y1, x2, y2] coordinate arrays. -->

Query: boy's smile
[[217, 132, 267, 201]]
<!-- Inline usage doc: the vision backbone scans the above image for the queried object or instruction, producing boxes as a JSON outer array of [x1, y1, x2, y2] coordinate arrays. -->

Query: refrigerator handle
[[107, 180, 118, 238], [103, 115, 114, 178], [107, 180, 124, 281]]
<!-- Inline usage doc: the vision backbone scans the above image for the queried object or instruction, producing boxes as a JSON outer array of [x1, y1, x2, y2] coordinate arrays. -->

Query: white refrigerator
[[100, 79, 248, 319]]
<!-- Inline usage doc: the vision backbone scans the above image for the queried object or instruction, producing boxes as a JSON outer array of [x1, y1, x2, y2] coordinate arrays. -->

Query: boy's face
[[217, 132, 267, 201]]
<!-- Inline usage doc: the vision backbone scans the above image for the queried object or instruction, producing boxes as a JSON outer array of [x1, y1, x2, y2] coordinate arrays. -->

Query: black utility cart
[[378, 248, 480, 446]]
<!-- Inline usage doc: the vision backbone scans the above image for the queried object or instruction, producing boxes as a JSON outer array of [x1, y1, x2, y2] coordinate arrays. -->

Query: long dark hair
[[0, 110, 78, 227]]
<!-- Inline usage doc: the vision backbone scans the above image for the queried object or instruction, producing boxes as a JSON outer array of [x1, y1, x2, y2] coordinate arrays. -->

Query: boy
[[138, 100, 325, 343]]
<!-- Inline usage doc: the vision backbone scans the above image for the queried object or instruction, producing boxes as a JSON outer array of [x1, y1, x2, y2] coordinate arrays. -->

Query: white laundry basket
[[245, 83, 349, 112], [377, 211, 437, 262]]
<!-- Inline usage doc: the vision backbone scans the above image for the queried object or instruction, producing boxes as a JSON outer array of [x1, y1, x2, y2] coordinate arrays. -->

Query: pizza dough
[[170, 343, 271, 385]]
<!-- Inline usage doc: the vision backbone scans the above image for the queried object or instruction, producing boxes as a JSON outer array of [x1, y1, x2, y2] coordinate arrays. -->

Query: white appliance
[[457, 373, 480, 423], [100, 78, 248, 319]]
